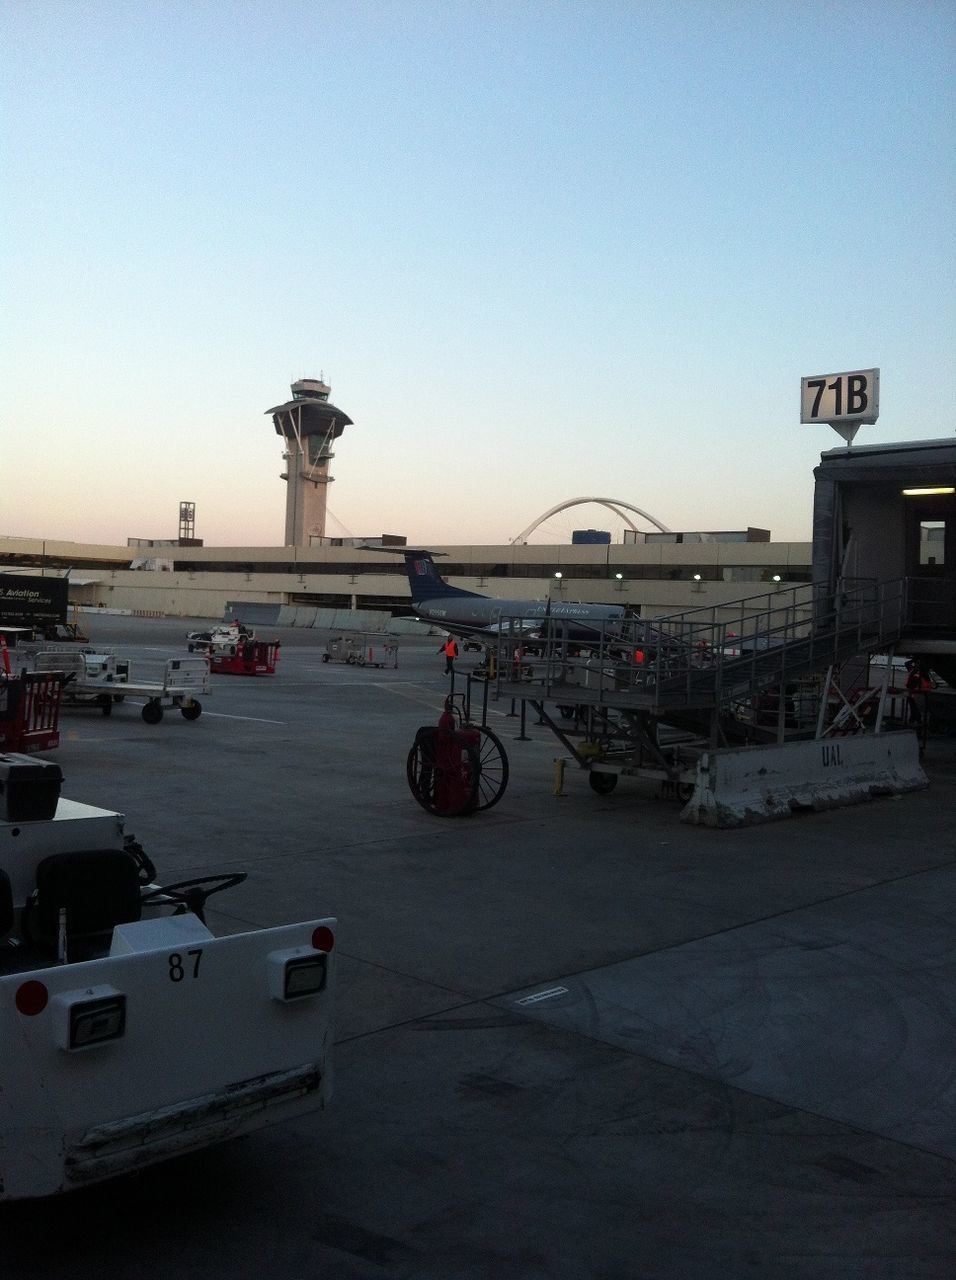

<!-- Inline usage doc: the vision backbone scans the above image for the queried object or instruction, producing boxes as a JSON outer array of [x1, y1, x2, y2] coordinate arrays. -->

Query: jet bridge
[[812, 436, 956, 680]]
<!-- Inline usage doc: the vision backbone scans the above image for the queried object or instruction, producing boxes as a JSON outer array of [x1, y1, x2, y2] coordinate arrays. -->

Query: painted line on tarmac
[[379, 682, 512, 720], [199, 711, 285, 723], [279, 678, 423, 687]]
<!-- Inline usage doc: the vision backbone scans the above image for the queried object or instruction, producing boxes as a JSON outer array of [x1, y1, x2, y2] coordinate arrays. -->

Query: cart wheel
[[589, 771, 618, 795], [188, 643, 194, 652], [676, 781, 694, 802], [142, 702, 164, 725], [100, 696, 113, 717], [473, 726, 509, 811], [181, 701, 202, 721], [406, 727, 480, 816], [322, 653, 330, 663]]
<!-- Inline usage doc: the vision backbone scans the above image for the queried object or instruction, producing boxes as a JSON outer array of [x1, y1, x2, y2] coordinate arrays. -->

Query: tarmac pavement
[[4, 615, 954, 1279]]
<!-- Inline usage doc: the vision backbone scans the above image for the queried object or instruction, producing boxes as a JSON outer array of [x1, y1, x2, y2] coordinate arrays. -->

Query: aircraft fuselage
[[416, 595, 626, 636]]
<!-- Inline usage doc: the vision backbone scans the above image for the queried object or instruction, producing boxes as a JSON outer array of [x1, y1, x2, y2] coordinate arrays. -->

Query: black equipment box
[[0, 753, 63, 822]]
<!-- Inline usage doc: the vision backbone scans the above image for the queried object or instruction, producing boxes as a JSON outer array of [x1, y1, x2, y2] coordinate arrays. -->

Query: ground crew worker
[[511, 642, 523, 671], [904, 660, 933, 726], [439, 634, 459, 674]]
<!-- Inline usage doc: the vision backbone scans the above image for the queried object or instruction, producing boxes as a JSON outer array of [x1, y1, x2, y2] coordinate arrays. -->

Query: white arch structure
[[512, 497, 671, 544]]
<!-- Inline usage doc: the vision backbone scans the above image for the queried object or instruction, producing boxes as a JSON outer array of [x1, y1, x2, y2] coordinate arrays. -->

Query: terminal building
[[0, 375, 814, 625], [0, 529, 812, 626], [0, 376, 950, 669]]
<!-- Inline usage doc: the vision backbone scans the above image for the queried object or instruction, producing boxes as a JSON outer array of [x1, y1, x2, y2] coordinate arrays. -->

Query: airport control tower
[[266, 377, 354, 547]]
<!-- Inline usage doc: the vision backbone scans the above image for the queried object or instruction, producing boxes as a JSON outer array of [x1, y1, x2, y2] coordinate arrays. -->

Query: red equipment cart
[[208, 639, 280, 677], [0, 672, 65, 753]]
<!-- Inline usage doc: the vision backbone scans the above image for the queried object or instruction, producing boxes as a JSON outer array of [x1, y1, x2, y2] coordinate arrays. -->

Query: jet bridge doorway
[[812, 438, 956, 658], [904, 488, 955, 630]]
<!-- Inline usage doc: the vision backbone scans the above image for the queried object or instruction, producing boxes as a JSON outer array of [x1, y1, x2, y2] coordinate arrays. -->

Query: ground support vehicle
[[24, 646, 131, 717], [208, 639, 279, 677], [488, 583, 943, 810], [322, 632, 398, 669], [536, 697, 701, 800], [0, 672, 64, 753], [121, 657, 210, 721], [484, 623, 704, 800], [26, 650, 207, 724], [187, 622, 277, 676], [0, 754, 336, 1201], [187, 622, 253, 654]]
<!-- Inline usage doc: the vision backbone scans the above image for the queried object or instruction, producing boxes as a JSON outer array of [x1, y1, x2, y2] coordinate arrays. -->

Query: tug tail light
[[283, 954, 328, 999], [67, 994, 127, 1049], [48, 986, 127, 1051], [268, 938, 332, 1003]]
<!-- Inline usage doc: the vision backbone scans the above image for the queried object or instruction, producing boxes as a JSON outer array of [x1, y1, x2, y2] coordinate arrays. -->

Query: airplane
[[362, 547, 639, 646]]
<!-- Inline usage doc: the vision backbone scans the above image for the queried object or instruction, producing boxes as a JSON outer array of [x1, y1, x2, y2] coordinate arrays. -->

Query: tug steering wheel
[[140, 873, 247, 924]]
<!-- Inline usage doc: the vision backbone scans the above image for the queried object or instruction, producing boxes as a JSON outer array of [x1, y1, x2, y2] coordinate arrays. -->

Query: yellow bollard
[[553, 757, 566, 796]]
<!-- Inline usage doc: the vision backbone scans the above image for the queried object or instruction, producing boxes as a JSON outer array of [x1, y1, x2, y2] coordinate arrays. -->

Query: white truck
[[0, 753, 336, 1200]]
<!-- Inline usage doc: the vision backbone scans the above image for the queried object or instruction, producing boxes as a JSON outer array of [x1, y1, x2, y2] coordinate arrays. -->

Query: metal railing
[[493, 577, 912, 716]]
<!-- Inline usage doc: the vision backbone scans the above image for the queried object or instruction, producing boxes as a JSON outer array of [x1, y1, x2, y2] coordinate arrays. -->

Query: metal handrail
[[494, 577, 912, 715]]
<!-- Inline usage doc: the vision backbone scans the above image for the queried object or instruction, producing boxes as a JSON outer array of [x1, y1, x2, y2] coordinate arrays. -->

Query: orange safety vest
[[444, 638, 458, 658]]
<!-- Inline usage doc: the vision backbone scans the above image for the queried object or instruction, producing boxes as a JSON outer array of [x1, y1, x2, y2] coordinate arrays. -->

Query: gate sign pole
[[800, 367, 879, 444]]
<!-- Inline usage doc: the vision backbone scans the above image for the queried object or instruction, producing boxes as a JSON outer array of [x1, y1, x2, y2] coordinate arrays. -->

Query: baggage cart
[[321, 632, 398, 669]]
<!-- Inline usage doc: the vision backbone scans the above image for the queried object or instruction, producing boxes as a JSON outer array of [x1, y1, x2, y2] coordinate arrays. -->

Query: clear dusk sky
[[3, 1, 954, 548]]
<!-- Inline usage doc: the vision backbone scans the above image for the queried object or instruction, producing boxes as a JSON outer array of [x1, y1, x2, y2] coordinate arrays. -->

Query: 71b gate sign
[[801, 368, 879, 426]]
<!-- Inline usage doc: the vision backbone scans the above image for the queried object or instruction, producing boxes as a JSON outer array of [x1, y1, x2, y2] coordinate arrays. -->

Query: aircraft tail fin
[[400, 551, 483, 603]]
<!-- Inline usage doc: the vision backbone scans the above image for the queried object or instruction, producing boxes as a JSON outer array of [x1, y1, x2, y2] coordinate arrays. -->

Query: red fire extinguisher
[[432, 702, 477, 814]]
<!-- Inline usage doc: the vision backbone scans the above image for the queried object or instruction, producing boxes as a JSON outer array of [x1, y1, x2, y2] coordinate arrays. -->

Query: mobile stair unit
[[492, 577, 929, 824]]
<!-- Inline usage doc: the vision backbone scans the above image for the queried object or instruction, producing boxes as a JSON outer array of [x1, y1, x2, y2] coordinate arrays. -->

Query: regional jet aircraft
[[364, 548, 634, 644]]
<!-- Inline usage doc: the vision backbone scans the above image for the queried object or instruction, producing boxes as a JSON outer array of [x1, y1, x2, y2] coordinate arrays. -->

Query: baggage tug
[[0, 753, 335, 1200]]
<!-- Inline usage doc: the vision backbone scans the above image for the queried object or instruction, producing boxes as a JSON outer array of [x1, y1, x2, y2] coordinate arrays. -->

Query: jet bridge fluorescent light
[[901, 487, 955, 496]]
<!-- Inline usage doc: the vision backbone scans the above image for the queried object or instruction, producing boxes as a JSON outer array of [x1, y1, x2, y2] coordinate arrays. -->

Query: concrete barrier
[[322, 608, 392, 631], [225, 603, 282, 627], [681, 730, 928, 828], [221, 605, 429, 634], [388, 617, 436, 636]]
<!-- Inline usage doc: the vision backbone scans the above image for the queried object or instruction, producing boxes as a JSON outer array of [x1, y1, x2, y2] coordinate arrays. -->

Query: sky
[[2, 0, 954, 549]]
